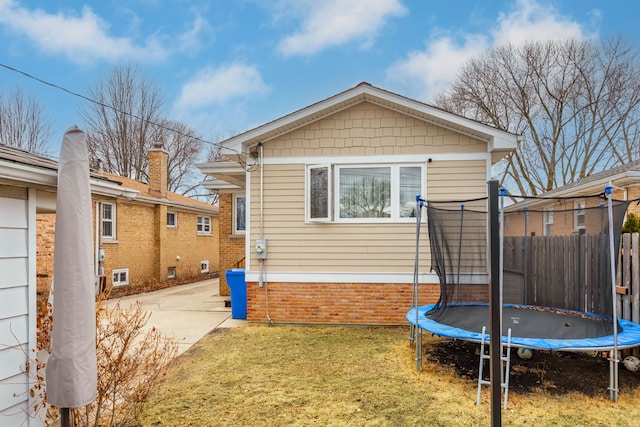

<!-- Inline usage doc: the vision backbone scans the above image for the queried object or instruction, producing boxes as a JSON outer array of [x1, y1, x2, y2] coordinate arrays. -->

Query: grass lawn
[[138, 325, 640, 426]]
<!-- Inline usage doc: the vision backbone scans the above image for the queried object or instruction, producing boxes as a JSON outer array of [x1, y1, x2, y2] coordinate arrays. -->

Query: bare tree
[[82, 63, 164, 182], [81, 64, 205, 195], [0, 87, 53, 155], [435, 38, 640, 195]]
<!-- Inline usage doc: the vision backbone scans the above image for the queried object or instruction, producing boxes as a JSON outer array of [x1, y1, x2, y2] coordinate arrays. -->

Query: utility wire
[[0, 62, 258, 170]]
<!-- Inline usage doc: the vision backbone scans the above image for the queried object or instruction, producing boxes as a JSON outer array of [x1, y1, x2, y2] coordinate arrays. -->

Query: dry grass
[[138, 325, 640, 426]]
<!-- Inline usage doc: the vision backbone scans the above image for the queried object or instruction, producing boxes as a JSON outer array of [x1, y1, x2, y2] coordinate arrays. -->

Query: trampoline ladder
[[476, 326, 512, 409]]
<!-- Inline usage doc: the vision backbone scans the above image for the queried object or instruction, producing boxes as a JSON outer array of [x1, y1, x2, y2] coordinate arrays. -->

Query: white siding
[[0, 194, 35, 424]]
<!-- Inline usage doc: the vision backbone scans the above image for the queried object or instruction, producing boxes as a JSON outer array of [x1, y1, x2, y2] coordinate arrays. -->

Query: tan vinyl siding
[[427, 159, 487, 205], [249, 164, 422, 273], [263, 101, 486, 158]]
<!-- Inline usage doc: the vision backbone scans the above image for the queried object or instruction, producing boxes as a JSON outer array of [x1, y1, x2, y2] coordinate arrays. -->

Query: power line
[[0, 62, 256, 169]]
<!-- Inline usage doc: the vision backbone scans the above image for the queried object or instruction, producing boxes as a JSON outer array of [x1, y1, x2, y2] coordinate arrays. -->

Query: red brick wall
[[246, 281, 489, 325]]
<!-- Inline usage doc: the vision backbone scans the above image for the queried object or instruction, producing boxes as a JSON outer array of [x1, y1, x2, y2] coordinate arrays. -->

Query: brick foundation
[[246, 281, 488, 325]]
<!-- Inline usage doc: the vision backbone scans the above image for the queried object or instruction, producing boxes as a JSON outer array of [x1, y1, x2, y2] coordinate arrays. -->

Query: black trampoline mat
[[426, 305, 619, 340]]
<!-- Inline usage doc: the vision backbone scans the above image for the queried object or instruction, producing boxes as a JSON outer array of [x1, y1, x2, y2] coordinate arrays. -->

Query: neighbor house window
[[201, 260, 209, 273], [306, 163, 423, 222], [233, 195, 246, 234], [544, 209, 554, 236], [102, 203, 115, 239], [574, 201, 585, 229], [112, 268, 129, 287], [167, 211, 177, 227], [197, 216, 211, 235], [167, 266, 176, 279]]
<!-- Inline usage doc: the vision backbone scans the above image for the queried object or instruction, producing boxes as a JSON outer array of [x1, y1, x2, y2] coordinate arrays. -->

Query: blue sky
[[0, 0, 638, 158]]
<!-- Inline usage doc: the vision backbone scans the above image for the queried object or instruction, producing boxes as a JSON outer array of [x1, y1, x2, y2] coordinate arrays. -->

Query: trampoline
[[407, 303, 640, 351], [407, 184, 640, 402]]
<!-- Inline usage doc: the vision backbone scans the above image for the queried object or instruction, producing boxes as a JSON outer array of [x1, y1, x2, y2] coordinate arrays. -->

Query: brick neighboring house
[[37, 144, 219, 294], [504, 160, 640, 237], [197, 82, 519, 324]]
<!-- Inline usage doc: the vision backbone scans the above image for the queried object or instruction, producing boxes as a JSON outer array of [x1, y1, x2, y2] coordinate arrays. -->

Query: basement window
[[112, 268, 129, 287], [201, 260, 209, 273]]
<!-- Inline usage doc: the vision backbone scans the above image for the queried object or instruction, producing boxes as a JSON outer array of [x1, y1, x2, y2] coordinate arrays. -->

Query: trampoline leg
[[415, 330, 423, 371], [609, 355, 619, 402], [409, 324, 415, 347]]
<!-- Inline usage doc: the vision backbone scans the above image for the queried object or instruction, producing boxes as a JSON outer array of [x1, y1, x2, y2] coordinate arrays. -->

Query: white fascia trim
[[0, 161, 57, 186], [263, 152, 491, 166], [244, 272, 489, 284]]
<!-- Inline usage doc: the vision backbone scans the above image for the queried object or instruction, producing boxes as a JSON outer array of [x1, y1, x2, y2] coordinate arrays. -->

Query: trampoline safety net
[[426, 194, 631, 320]]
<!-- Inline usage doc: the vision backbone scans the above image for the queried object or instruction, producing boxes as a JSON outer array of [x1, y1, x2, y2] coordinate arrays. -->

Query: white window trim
[[305, 164, 332, 222], [112, 268, 129, 287], [102, 202, 116, 240], [200, 260, 209, 273], [574, 201, 586, 229], [197, 215, 212, 235], [167, 266, 176, 279], [306, 163, 425, 223], [544, 208, 554, 236], [167, 211, 177, 228], [233, 195, 246, 234]]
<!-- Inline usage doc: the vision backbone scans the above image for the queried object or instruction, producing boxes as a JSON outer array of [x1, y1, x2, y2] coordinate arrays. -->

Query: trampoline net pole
[[606, 185, 619, 402]]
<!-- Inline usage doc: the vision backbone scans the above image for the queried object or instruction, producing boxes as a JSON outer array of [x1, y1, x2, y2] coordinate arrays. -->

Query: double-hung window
[[306, 163, 423, 222], [574, 201, 585, 229], [543, 209, 554, 236], [197, 216, 211, 235], [102, 202, 115, 239], [167, 211, 177, 228]]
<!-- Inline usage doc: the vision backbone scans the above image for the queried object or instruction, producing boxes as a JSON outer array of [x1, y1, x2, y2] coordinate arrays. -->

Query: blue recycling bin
[[225, 268, 247, 320]]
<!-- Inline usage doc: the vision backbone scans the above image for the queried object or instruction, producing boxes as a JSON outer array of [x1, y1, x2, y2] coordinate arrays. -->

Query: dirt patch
[[427, 339, 640, 397]]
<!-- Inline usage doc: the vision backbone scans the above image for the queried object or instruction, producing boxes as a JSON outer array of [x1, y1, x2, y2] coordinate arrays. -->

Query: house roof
[[541, 160, 640, 197], [0, 144, 59, 171], [0, 143, 217, 214], [505, 160, 640, 209], [219, 82, 519, 160], [198, 82, 520, 192]]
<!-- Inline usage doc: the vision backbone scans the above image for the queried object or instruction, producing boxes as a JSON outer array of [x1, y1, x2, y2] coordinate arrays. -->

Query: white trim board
[[244, 272, 489, 285]]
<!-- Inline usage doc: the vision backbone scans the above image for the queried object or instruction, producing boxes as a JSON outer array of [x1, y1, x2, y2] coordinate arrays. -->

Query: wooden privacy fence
[[503, 232, 640, 322]]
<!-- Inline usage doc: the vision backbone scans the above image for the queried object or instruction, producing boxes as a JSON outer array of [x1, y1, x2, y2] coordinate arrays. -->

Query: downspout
[[258, 142, 272, 323]]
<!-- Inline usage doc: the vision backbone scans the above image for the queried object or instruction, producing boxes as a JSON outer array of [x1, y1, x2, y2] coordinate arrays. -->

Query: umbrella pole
[[61, 407, 71, 427]]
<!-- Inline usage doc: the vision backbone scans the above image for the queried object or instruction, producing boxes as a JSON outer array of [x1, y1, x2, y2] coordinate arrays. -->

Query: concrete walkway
[[105, 278, 246, 355]]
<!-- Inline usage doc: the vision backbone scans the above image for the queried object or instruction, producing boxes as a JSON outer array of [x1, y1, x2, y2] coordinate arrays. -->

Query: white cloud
[[176, 13, 213, 54], [492, 0, 592, 45], [387, 0, 598, 101], [276, 0, 407, 57], [0, 1, 184, 65], [174, 63, 269, 111]]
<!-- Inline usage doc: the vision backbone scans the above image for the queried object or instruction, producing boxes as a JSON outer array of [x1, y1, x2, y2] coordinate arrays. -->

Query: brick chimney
[[148, 142, 168, 198]]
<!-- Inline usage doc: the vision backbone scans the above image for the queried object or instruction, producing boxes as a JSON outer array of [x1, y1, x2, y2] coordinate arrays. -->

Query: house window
[[112, 268, 129, 287], [197, 216, 211, 235], [574, 201, 585, 229], [167, 266, 176, 279], [167, 211, 177, 228], [233, 195, 246, 234], [308, 165, 331, 221], [306, 163, 423, 222], [544, 209, 554, 236], [201, 260, 209, 273], [102, 203, 115, 239]]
